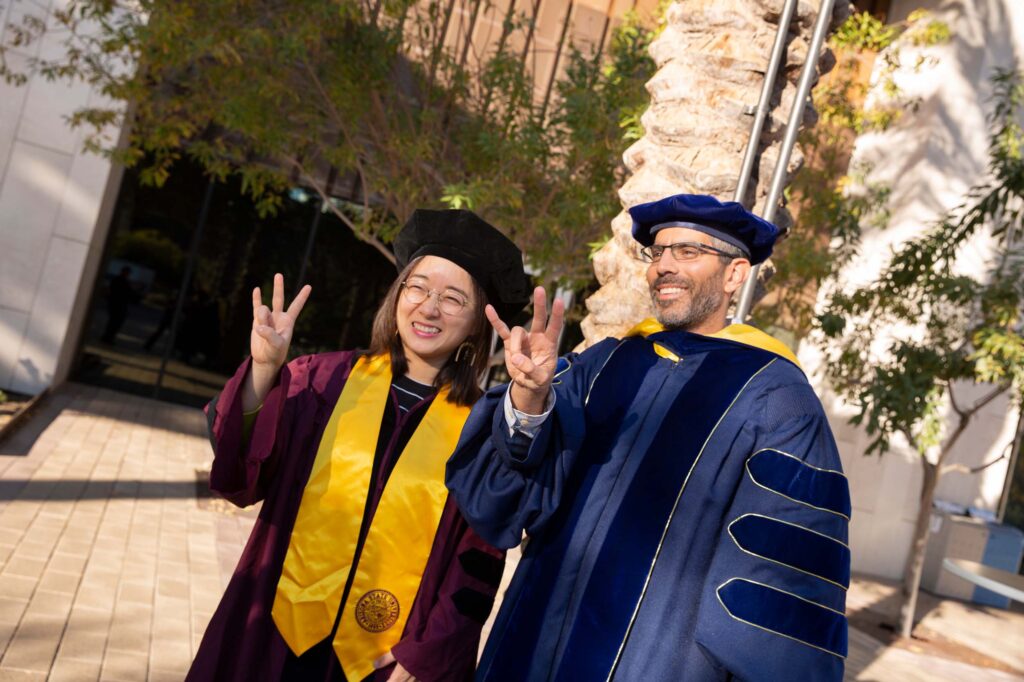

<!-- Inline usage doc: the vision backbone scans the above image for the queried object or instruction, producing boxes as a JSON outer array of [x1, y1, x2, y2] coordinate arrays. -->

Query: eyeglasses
[[637, 241, 741, 263], [400, 281, 471, 315]]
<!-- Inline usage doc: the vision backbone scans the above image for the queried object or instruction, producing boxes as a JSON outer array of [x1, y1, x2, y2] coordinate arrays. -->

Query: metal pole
[[732, 0, 800, 206], [296, 199, 324, 293], [733, 0, 837, 324], [153, 179, 215, 400]]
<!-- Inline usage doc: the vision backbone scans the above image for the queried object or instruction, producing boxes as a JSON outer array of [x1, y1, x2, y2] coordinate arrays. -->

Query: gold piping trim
[[727, 516, 849, 591], [551, 356, 574, 386], [715, 577, 847, 659], [744, 451, 850, 521], [585, 339, 627, 407], [751, 447, 847, 477], [604, 359, 777, 681], [734, 512, 849, 549], [718, 576, 845, 615]]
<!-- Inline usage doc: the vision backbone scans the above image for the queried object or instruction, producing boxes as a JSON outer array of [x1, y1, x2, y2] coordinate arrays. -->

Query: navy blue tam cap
[[629, 194, 779, 265]]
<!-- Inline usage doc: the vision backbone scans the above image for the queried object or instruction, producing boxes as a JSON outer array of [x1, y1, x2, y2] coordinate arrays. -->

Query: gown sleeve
[[390, 498, 505, 682], [204, 353, 321, 507], [445, 338, 621, 549], [694, 379, 852, 682]]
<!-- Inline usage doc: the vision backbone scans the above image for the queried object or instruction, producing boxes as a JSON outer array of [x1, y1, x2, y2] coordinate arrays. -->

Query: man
[[447, 193, 851, 681]]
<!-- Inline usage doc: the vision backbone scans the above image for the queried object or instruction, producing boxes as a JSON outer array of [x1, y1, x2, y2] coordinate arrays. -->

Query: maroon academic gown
[[187, 351, 505, 682]]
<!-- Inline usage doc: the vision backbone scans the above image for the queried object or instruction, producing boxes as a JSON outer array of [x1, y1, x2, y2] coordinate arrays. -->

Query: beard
[[650, 273, 725, 331]]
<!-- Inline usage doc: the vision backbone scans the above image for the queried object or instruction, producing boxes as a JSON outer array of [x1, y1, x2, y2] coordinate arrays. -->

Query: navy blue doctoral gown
[[447, 329, 851, 681]]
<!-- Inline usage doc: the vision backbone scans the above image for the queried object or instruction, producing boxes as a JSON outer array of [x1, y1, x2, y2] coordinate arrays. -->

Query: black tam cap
[[394, 209, 532, 320]]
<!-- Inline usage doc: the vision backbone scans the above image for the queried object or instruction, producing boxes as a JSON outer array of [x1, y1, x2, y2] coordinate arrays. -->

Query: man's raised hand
[[486, 286, 564, 415], [251, 273, 311, 371]]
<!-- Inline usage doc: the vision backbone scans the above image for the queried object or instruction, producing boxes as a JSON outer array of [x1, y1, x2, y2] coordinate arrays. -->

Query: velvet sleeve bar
[[694, 379, 851, 682]]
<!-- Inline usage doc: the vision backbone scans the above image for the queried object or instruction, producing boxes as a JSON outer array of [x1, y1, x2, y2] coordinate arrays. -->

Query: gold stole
[[626, 318, 801, 366], [271, 354, 470, 680]]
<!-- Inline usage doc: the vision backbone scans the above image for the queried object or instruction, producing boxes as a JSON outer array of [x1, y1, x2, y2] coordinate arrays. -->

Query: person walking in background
[[188, 210, 531, 682], [447, 194, 851, 682]]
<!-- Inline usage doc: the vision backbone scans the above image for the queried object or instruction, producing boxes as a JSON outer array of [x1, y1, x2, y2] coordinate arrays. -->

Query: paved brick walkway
[[0, 383, 1020, 681], [0, 383, 255, 681]]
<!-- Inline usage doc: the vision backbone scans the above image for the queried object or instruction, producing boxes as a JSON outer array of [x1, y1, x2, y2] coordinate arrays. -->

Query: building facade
[[0, 0, 1021, 580], [0, 0, 125, 395], [800, 0, 1023, 577]]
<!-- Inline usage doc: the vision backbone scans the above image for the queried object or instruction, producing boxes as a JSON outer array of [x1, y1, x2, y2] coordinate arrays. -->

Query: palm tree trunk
[[581, 0, 845, 343]]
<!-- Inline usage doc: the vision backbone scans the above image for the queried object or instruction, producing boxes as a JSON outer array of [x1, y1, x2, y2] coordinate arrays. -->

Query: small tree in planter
[[817, 68, 1024, 639]]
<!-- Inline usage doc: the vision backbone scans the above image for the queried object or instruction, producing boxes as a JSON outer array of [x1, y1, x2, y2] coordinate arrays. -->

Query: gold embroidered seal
[[355, 589, 400, 633]]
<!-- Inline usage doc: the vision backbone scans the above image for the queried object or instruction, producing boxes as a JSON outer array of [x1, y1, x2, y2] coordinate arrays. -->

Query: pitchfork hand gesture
[[486, 286, 565, 416], [242, 273, 311, 411]]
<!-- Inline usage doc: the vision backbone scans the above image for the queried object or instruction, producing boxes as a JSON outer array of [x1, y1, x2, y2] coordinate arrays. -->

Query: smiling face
[[395, 255, 480, 373], [645, 226, 750, 333]]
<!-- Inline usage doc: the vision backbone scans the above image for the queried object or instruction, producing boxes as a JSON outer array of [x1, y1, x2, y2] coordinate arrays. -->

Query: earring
[[454, 342, 475, 364]]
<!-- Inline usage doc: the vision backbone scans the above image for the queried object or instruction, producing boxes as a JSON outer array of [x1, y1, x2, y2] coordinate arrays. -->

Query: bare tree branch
[[970, 383, 1010, 414], [940, 450, 1010, 476], [947, 381, 967, 419], [285, 155, 397, 266]]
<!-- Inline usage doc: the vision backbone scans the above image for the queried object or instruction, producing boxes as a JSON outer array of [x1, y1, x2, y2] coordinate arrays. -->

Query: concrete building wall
[[0, 0, 123, 395], [800, 0, 1023, 579]]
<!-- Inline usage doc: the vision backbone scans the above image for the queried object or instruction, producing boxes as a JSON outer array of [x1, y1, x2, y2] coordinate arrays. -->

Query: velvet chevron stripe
[[557, 341, 777, 681], [746, 449, 851, 519], [729, 514, 851, 589], [479, 338, 658, 681], [717, 578, 848, 658], [457, 549, 504, 587]]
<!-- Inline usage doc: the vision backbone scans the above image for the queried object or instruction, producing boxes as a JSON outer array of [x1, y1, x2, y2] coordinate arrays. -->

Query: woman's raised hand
[[486, 286, 565, 415], [251, 274, 311, 371]]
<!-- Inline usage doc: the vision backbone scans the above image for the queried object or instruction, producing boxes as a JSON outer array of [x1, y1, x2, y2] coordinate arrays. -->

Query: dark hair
[[707, 235, 746, 262], [366, 257, 490, 406]]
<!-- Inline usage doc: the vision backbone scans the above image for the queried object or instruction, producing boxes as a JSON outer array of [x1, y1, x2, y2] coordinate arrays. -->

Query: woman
[[187, 210, 532, 682]]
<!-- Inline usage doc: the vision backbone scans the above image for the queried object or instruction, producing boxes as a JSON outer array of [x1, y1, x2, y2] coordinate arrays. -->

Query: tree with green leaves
[[817, 67, 1024, 639], [1, 0, 655, 291]]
